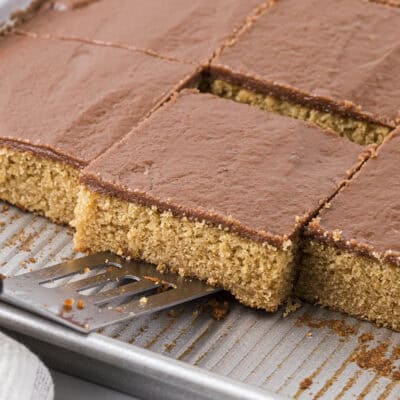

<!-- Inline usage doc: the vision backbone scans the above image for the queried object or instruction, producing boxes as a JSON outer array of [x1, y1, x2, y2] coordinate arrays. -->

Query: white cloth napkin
[[0, 331, 54, 400]]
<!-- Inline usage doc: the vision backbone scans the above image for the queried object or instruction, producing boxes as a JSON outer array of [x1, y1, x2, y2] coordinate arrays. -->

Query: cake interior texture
[[73, 188, 297, 311], [296, 240, 400, 331], [210, 79, 391, 146], [0, 146, 80, 224], [72, 87, 370, 313]]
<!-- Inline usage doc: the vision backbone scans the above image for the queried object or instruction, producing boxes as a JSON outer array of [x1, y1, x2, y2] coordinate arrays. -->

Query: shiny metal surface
[[0, 252, 220, 332]]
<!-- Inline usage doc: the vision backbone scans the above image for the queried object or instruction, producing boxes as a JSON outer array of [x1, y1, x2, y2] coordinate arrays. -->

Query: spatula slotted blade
[[0, 252, 220, 333]]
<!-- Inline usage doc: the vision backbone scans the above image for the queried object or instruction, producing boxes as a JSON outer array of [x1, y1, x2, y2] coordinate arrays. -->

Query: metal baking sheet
[[1, 203, 400, 400]]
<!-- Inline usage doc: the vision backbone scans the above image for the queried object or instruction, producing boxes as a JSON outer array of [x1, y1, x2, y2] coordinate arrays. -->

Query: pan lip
[[0, 301, 282, 400]]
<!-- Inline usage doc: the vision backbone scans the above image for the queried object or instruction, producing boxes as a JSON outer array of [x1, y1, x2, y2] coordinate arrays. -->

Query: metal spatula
[[0, 252, 221, 333]]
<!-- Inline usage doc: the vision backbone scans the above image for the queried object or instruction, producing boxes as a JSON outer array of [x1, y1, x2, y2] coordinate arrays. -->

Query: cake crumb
[[391, 345, 400, 360], [358, 332, 374, 343], [77, 299, 85, 310], [164, 342, 175, 352], [2, 205, 9, 212], [144, 275, 160, 284], [352, 341, 392, 377], [349, 341, 400, 381], [167, 310, 177, 318], [296, 313, 358, 337], [156, 263, 167, 273], [63, 298, 75, 311], [83, 267, 91, 274], [283, 297, 302, 317], [143, 275, 171, 293], [299, 377, 312, 390], [140, 296, 148, 305], [392, 370, 400, 380], [209, 300, 230, 321]]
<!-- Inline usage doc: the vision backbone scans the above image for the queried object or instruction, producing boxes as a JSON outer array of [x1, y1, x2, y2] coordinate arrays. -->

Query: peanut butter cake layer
[[297, 131, 400, 331], [0, 34, 196, 224], [19, 0, 266, 64], [74, 90, 368, 311], [210, 0, 400, 145]]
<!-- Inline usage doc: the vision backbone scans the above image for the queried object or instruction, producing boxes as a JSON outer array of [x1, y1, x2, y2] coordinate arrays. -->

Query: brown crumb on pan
[[358, 332, 374, 343], [283, 297, 302, 317], [299, 377, 313, 390], [296, 313, 358, 337], [392, 370, 400, 381], [349, 341, 400, 380], [77, 299, 86, 310], [143, 275, 160, 283], [144, 275, 172, 292], [352, 341, 392, 376], [0, 274, 6, 281], [210, 300, 230, 321], [391, 345, 400, 360], [63, 298, 75, 311], [167, 310, 178, 318]]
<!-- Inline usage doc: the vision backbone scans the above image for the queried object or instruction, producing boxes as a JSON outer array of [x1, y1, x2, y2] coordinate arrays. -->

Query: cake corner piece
[[0, 33, 197, 225]]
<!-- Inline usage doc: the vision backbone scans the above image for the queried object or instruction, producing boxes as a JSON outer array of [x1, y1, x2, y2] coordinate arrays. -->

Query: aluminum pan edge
[[0, 302, 283, 400]]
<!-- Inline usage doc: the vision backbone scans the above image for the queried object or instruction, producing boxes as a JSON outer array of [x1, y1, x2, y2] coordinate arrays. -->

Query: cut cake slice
[[74, 90, 369, 310]]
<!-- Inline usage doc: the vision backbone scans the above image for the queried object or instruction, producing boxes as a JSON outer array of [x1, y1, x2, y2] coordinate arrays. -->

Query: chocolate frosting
[[213, 0, 400, 127], [82, 90, 368, 246], [0, 34, 196, 166], [20, 0, 264, 64], [372, 0, 400, 6], [306, 130, 400, 266]]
